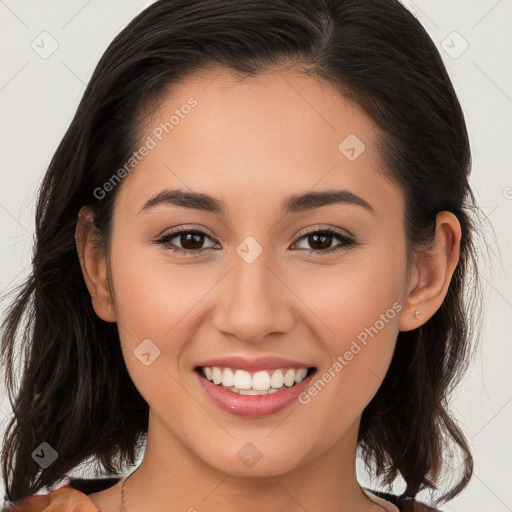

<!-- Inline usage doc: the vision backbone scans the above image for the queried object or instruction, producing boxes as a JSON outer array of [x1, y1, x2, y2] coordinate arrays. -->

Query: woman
[[0, 0, 484, 511]]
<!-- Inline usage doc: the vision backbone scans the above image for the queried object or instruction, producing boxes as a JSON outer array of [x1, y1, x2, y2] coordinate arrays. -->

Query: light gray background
[[0, 1, 511, 511]]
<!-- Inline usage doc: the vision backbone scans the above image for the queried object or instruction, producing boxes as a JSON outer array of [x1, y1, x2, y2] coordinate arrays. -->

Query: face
[[96, 67, 411, 477]]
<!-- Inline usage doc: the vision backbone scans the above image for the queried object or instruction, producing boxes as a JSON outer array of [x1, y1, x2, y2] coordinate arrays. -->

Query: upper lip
[[195, 355, 316, 372]]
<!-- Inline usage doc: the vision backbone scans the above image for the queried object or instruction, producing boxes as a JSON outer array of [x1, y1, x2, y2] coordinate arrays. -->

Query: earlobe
[[75, 206, 117, 322], [399, 211, 461, 332]]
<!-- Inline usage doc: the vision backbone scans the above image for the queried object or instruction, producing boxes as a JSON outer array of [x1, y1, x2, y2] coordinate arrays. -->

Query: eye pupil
[[181, 232, 204, 250], [309, 233, 331, 250]]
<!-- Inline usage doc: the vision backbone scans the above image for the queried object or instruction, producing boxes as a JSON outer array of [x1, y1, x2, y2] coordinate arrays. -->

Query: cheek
[[109, 243, 212, 343], [108, 248, 207, 415], [290, 250, 405, 420], [107, 244, 227, 405], [291, 246, 405, 344]]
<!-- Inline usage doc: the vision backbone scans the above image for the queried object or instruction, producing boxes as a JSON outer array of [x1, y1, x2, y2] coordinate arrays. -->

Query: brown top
[[3, 485, 100, 512]]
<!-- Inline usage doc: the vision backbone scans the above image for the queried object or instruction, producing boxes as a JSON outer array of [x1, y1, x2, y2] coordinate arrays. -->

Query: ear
[[399, 211, 461, 332], [75, 206, 117, 322]]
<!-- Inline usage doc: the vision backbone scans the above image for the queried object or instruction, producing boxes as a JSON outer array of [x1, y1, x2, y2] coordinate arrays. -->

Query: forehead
[[145, 66, 379, 161], [116, 67, 403, 223]]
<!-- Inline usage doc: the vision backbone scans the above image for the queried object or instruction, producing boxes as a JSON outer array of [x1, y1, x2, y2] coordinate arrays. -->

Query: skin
[[76, 66, 461, 512]]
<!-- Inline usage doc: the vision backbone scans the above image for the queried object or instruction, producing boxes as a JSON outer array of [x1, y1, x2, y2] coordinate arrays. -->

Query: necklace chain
[[119, 467, 138, 512]]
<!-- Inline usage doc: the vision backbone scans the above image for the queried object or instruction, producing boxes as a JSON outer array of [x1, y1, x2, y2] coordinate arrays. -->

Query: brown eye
[[154, 227, 356, 256], [176, 231, 206, 250], [293, 229, 356, 254], [307, 232, 333, 251], [155, 229, 217, 255]]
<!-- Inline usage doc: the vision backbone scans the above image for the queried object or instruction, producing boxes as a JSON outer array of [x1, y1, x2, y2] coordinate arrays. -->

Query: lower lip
[[195, 370, 315, 417]]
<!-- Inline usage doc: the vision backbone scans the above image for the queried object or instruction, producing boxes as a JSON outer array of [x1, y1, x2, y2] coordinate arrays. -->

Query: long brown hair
[[1, 0, 485, 505]]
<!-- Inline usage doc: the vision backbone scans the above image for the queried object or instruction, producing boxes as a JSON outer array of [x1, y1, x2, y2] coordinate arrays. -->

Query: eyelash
[[154, 228, 356, 256]]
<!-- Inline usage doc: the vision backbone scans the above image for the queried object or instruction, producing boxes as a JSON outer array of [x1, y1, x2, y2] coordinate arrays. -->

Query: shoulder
[[2, 477, 122, 512], [2, 486, 99, 512]]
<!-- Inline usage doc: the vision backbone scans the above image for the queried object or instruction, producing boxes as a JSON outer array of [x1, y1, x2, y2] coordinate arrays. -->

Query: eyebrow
[[138, 188, 374, 215]]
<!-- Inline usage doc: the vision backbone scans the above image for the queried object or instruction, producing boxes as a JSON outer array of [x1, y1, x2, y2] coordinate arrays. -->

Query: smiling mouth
[[195, 366, 317, 395]]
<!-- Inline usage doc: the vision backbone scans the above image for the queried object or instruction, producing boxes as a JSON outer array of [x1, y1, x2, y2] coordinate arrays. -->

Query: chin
[[195, 439, 310, 478]]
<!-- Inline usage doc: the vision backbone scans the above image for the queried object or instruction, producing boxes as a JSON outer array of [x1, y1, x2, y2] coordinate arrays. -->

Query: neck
[[123, 411, 383, 512]]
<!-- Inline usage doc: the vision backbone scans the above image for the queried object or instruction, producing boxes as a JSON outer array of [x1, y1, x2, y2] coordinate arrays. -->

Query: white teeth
[[212, 367, 223, 385], [200, 366, 311, 394], [224, 386, 280, 395], [238, 389, 264, 395], [294, 368, 308, 384], [252, 370, 271, 391], [222, 368, 235, 387], [270, 369, 284, 389], [233, 369, 252, 389], [283, 369, 295, 387]]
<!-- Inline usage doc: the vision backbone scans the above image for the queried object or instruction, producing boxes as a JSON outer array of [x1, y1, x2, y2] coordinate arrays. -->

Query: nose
[[212, 244, 294, 344]]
